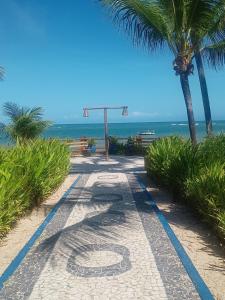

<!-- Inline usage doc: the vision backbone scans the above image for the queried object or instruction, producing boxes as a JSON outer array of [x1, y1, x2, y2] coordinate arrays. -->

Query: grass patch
[[145, 135, 225, 240], [0, 139, 70, 238]]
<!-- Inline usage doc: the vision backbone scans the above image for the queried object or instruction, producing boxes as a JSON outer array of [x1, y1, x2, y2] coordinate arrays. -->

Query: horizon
[[52, 120, 225, 125], [0, 0, 225, 124], [1, 119, 225, 143]]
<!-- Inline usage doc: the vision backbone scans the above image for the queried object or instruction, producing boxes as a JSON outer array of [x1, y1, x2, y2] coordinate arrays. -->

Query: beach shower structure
[[83, 106, 128, 159]]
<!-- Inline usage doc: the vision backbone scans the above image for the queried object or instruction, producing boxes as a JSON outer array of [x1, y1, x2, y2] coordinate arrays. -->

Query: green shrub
[[185, 163, 225, 237], [145, 136, 198, 196], [145, 135, 225, 240], [124, 136, 146, 156], [0, 139, 70, 237], [108, 136, 125, 155], [199, 134, 225, 165]]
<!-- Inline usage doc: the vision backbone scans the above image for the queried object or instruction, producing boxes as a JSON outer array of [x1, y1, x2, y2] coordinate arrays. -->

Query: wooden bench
[[65, 139, 88, 156]]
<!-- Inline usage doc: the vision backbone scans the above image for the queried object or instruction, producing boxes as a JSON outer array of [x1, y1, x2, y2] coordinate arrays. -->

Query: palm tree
[[195, 51, 213, 135], [0, 102, 51, 143], [101, 0, 225, 143], [190, 1, 225, 136], [101, 0, 198, 144]]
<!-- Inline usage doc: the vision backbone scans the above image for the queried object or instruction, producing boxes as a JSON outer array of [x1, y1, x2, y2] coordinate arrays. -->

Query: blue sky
[[0, 0, 224, 124]]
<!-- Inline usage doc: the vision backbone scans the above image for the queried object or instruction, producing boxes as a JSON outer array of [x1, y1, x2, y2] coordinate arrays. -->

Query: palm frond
[[189, 0, 225, 44], [29, 107, 44, 120], [101, 0, 225, 71], [0, 122, 6, 134], [188, 0, 220, 33], [202, 40, 225, 68], [203, 2, 225, 50], [160, 0, 186, 33], [101, 0, 173, 51], [12, 117, 51, 140], [3, 102, 22, 121], [2, 102, 51, 142]]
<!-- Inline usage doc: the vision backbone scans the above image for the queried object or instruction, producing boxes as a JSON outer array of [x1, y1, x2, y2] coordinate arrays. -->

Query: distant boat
[[139, 130, 155, 136]]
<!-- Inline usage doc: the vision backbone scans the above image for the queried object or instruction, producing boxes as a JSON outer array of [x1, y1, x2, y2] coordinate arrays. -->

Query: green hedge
[[145, 135, 225, 240], [0, 139, 70, 237], [108, 136, 146, 156]]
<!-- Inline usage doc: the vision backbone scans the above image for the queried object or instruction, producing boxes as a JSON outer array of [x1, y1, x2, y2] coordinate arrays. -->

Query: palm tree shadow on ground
[[37, 177, 153, 264]]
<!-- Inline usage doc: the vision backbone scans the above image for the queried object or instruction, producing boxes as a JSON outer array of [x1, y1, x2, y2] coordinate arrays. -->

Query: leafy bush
[[198, 134, 225, 165], [0, 139, 70, 237], [185, 163, 225, 236], [109, 136, 146, 156], [145, 136, 198, 195], [145, 135, 225, 240], [124, 136, 146, 156], [108, 136, 125, 155]]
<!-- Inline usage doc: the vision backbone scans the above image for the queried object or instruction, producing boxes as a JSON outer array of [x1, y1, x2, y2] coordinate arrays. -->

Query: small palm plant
[[0, 102, 51, 144]]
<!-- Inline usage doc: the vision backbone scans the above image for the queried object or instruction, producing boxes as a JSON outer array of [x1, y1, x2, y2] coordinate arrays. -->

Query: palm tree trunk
[[180, 73, 197, 145], [195, 51, 213, 136]]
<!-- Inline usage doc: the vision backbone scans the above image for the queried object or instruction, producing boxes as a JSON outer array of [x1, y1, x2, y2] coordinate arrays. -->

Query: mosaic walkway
[[0, 156, 214, 299]]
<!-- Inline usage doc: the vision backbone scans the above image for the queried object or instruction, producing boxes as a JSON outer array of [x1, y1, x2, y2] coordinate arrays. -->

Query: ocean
[[1, 121, 225, 144]]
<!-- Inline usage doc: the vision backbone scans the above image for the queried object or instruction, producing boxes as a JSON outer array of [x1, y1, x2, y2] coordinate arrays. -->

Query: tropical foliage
[[101, 0, 225, 142], [0, 139, 70, 237], [0, 102, 51, 143], [109, 136, 146, 155], [145, 135, 225, 240], [125, 136, 146, 155], [109, 136, 125, 154]]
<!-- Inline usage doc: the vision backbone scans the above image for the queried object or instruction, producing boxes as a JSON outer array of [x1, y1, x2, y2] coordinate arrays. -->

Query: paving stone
[[0, 157, 208, 299]]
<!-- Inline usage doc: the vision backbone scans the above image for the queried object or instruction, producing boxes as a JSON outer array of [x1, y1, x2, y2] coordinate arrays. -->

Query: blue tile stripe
[[0, 175, 82, 289], [137, 177, 215, 300]]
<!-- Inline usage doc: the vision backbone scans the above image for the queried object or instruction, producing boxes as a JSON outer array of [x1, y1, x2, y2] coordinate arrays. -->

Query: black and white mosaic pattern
[[92, 193, 123, 203], [67, 243, 131, 277], [0, 175, 90, 300], [97, 175, 119, 180], [127, 173, 200, 300], [0, 156, 209, 300], [85, 210, 126, 227]]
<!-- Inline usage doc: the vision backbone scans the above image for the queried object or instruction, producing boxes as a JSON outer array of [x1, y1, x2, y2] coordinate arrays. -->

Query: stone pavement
[[0, 156, 214, 299]]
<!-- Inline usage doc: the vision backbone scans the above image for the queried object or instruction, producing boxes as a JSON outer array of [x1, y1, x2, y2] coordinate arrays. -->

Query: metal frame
[[83, 106, 128, 160]]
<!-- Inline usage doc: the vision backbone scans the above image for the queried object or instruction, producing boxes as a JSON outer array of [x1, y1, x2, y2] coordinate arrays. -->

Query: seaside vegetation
[[0, 139, 70, 238], [0, 103, 70, 238], [101, 0, 225, 143], [145, 135, 225, 240], [0, 102, 51, 144], [109, 136, 146, 156]]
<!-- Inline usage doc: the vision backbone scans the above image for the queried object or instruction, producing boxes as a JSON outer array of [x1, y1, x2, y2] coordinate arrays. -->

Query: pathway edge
[[0, 175, 82, 289], [137, 176, 215, 300]]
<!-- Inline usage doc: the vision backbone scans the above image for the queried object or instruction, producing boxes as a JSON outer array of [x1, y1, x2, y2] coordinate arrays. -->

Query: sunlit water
[[1, 121, 225, 144]]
